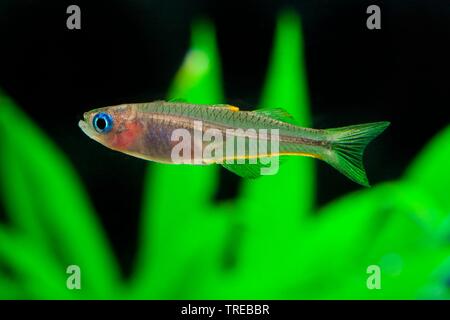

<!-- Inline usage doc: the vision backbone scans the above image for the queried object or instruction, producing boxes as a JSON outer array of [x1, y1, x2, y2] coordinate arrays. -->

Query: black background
[[0, 0, 449, 279]]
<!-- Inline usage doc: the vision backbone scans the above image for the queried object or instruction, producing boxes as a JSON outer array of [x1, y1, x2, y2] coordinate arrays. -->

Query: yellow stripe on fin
[[203, 152, 321, 164], [211, 104, 240, 112], [227, 105, 240, 112]]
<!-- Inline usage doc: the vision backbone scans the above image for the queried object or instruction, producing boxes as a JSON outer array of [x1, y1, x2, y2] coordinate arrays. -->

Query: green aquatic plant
[[0, 10, 449, 299]]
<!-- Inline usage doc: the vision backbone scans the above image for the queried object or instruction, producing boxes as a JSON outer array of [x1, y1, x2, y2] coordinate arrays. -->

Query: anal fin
[[221, 157, 282, 178]]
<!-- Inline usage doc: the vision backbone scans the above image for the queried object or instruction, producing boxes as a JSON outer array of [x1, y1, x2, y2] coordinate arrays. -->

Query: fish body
[[79, 101, 390, 186]]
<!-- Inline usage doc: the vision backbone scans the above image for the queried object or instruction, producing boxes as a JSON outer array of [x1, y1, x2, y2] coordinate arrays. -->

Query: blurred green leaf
[[296, 181, 449, 299], [131, 18, 229, 298], [229, 10, 314, 297], [0, 227, 69, 298], [0, 9, 448, 300], [240, 9, 313, 224], [168, 18, 224, 103], [405, 125, 450, 215], [0, 91, 120, 298]]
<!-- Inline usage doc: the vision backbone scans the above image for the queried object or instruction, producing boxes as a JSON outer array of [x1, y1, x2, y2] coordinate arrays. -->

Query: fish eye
[[93, 112, 113, 134]]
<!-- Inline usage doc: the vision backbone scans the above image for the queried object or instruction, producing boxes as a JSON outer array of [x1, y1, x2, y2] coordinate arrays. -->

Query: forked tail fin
[[323, 121, 390, 187]]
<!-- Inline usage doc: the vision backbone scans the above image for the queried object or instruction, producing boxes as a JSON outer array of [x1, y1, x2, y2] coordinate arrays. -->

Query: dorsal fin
[[165, 100, 240, 112], [210, 104, 240, 112], [254, 108, 297, 124], [168, 98, 188, 103]]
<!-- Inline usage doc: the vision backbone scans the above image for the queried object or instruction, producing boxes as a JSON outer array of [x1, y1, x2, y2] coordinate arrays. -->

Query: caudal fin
[[323, 121, 390, 187]]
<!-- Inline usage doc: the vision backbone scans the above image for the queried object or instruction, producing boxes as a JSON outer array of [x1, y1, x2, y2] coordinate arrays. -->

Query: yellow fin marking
[[227, 105, 240, 112], [202, 151, 322, 164]]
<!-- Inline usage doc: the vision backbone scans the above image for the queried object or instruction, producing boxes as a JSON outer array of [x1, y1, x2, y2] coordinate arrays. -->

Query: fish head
[[79, 104, 144, 152]]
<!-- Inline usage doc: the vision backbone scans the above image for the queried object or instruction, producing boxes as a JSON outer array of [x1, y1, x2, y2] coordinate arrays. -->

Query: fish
[[79, 100, 390, 186]]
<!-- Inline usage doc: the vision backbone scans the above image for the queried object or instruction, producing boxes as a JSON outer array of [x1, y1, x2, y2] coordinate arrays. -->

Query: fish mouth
[[79, 111, 92, 133], [78, 119, 90, 134], [78, 118, 101, 143]]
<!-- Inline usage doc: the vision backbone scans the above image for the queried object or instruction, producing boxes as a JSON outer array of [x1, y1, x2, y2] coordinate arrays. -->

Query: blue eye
[[93, 112, 114, 133]]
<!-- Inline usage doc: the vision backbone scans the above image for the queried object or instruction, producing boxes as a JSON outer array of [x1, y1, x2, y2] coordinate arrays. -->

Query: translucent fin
[[254, 108, 297, 124], [221, 157, 281, 178], [211, 104, 240, 112], [168, 98, 188, 103], [323, 121, 390, 187], [222, 163, 263, 179]]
